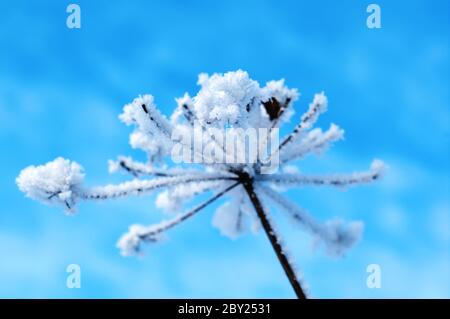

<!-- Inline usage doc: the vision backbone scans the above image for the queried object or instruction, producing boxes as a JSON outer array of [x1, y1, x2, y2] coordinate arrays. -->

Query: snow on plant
[[16, 70, 385, 298]]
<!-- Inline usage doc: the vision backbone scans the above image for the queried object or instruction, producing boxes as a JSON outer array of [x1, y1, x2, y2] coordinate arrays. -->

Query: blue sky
[[0, 0, 449, 298]]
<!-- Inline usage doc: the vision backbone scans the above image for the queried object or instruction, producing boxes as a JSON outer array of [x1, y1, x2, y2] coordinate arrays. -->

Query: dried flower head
[[17, 70, 385, 298]]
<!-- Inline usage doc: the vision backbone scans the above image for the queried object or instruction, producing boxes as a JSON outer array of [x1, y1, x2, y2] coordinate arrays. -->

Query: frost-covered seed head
[[16, 70, 385, 272], [16, 157, 84, 211], [193, 70, 261, 126]]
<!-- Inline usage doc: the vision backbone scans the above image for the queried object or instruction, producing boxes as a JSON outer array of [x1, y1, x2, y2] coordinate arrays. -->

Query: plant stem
[[242, 181, 307, 299]]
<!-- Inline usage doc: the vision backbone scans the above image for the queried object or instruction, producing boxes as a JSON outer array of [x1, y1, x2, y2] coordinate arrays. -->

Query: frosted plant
[[16, 70, 385, 298]]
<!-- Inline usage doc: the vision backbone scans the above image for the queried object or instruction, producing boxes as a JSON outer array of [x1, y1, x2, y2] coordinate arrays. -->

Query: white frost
[[16, 157, 85, 212], [16, 70, 385, 263], [193, 70, 261, 127], [116, 224, 154, 256]]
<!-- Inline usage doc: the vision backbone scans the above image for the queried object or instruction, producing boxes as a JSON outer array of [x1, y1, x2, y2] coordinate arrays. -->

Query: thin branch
[[186, 106, 229, 161], [175, 95, 229, 161], [264, 93, 327, 164], [81, 174, 237, 201], [280, 124, 344, 164], [156, 179, 222, 212], [256, 184, 322, 235], [257, 184, 363, 257], [242, 180, 307, 299], [257, 160, 385, 188], [139, 100, 172, 139], [139, 181, 241, 241], [278, 92, 327, 151], [256, 98, 291, 170], [109, 156, 202, 177]]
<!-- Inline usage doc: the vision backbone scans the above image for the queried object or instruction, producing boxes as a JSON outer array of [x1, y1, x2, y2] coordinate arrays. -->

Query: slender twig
[[118, 159, 168, 177], [242, 178, 307, 299], [140, 181, 241, 241], [81, 175, 238, 200]]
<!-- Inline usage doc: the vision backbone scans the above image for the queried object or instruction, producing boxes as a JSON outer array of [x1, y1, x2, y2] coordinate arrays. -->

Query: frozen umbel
[[16, 70, 385, 298]]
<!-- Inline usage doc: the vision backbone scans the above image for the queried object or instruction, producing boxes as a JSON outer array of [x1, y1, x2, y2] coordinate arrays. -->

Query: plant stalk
[[242, 181, 307, 299]]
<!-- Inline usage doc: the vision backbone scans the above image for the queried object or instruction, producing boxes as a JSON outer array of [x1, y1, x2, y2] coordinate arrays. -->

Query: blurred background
[[0, 0, 448, 298]]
